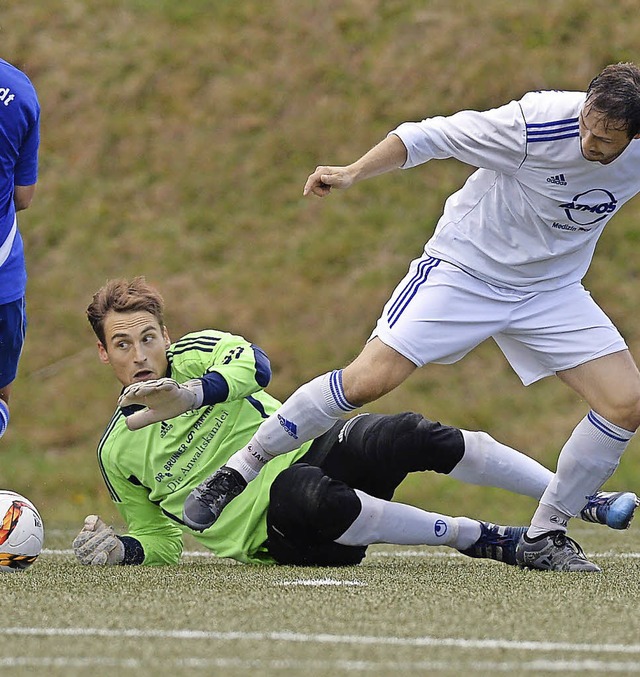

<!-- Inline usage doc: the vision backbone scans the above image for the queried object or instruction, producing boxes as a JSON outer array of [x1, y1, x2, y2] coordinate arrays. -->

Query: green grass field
[[2, 4, 640, 675], [3, 524, 640, 677], [3, 0, 640, 527]]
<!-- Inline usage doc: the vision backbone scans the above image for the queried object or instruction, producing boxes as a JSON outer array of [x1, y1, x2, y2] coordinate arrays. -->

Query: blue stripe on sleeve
[[245, 395, 270, 419], [251, 344, 272, 388]]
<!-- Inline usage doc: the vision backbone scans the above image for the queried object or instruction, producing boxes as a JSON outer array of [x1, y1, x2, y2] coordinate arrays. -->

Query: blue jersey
[[0, 59, 40, 304]]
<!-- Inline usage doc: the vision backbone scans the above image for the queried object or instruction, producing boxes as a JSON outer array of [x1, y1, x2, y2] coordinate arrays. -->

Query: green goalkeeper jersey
[[97, 329, 312, 565]]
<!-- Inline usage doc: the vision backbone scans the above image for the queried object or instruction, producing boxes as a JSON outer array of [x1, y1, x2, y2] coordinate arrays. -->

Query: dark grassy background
[[2, 0, 640, 527]]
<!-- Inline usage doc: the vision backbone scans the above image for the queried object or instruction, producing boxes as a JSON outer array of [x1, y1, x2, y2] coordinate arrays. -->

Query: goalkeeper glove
[[73, 515, 125, 565], [117, 377, 204, 430]]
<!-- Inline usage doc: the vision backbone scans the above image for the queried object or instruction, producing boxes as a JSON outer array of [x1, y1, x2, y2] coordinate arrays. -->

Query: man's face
[[97, 311, 170, 387], [579, 102, 639, 164]]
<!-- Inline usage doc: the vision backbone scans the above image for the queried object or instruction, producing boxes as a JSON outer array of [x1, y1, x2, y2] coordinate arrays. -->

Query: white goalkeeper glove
[[73, 515, 125, 566], [117, 377, 204, 430]]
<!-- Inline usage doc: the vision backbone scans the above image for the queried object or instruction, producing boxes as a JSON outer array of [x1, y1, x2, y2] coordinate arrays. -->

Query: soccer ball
[[0, 490, 44, 572]]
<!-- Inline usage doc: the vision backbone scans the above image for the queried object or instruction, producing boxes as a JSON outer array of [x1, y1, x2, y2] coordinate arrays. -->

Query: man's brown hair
[[587, 62, 640, 137], [87, 276, 165, 345]]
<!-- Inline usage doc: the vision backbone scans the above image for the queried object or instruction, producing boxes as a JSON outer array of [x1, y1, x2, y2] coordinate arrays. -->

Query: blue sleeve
[[14, 113, 39, 185], [252, 344, 271, 388], [200, 371, 230, 405], [199, 343, 271, 405]]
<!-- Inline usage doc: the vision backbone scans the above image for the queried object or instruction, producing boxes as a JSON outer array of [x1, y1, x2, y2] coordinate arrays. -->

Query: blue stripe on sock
[[587, 410, 632, 443], [0, 400, 9, 437], [329, 370, 356, 412]]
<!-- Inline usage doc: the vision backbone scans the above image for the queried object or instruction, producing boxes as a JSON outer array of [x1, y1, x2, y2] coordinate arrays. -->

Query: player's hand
[[303, 165, 354, 197], [117, 377, 204, 430], [73, 515, 125, 565]]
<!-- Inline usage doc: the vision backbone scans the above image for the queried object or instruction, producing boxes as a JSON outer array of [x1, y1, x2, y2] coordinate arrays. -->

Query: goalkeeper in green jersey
[[72, 277, 638, 568]]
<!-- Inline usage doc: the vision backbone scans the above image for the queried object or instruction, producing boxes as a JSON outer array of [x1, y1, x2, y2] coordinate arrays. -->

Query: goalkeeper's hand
[[73, 515, 125, 565], [117, 377, 204, 430]]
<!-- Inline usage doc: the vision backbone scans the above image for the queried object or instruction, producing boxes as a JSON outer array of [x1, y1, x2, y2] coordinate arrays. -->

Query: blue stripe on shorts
[[387, 257, 441, 328]]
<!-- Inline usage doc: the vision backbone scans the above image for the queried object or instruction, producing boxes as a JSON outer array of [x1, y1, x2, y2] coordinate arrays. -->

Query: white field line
[[0, 656, 639, 673], [4, 626, 640, 655], [278, 578, 367, 586]]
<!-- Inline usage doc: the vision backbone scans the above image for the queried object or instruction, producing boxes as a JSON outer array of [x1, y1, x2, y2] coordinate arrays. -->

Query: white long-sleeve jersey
[[392, 90, 640, 291]]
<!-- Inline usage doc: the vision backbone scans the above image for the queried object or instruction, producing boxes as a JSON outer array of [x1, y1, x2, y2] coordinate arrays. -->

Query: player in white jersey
[[182, 63, 640, 571]]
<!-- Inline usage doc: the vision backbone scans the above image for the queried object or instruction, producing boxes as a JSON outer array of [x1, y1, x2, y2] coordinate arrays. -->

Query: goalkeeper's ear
[[97, 340, 110, 365]]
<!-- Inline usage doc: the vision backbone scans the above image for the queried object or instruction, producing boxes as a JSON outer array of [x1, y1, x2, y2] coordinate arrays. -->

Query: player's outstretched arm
[[303, 134, 407, 197], [117, 377, 204, 430], [73, 515, 125, 565]]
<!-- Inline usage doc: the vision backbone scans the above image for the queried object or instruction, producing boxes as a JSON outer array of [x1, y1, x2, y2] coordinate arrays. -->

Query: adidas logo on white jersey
[[546, 173, 567, 185]]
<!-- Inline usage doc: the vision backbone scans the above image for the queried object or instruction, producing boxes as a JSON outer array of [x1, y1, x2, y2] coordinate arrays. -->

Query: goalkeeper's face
[[97, 310, 171, 387]]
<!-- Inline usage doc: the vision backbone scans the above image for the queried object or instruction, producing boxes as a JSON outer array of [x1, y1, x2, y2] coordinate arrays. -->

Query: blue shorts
[[0, 297, 27, 389]]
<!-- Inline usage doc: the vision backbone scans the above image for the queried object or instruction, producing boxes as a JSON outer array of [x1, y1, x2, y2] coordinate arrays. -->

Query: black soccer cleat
[[182, 466, 247, 531], [460, 522, 527, 566], [515, 530, 601, 572]]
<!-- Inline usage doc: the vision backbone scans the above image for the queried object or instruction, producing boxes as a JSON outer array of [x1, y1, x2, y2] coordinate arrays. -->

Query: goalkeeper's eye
[[141, 331, 162, 344]]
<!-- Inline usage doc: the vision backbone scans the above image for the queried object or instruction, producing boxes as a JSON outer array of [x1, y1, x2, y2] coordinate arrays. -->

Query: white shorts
[[371, 256, 627, 385]]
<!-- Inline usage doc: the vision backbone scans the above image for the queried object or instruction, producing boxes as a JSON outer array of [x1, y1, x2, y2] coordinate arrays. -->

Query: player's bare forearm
[[14, 184, 36, 211], [303, 134, 407, 197], [349, 134, 408, 182]]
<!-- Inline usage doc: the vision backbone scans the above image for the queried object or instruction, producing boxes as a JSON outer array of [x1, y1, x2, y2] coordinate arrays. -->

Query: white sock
[[334, 489, 481, 550], [226, 370, 357, 482], [527, 411, 634, 538], [225, 440, 276, 481], [452, 430, 552, 498], [0, 400, 8, 439]]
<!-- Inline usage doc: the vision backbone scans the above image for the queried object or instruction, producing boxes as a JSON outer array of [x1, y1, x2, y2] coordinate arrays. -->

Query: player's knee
[[597, 387, 640, 431], [408, 415, 465, 473], [270, 464, 361, 540], [608, 399, 640, 432]]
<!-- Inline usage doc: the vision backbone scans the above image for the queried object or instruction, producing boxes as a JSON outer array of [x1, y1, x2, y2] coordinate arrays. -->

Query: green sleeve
[[169, 330, 272, 402], [101, 437, 184, 566]]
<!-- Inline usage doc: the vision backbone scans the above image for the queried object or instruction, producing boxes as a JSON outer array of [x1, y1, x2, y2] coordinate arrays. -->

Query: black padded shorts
[[265, 412, 464, 566]]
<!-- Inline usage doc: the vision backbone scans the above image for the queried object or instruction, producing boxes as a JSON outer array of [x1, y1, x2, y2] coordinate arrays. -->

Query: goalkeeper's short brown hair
[[87, 276, 165, 345]]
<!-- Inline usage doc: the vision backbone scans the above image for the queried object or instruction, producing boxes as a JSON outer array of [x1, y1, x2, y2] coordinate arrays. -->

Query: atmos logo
[[559, 188, 617, 225]]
